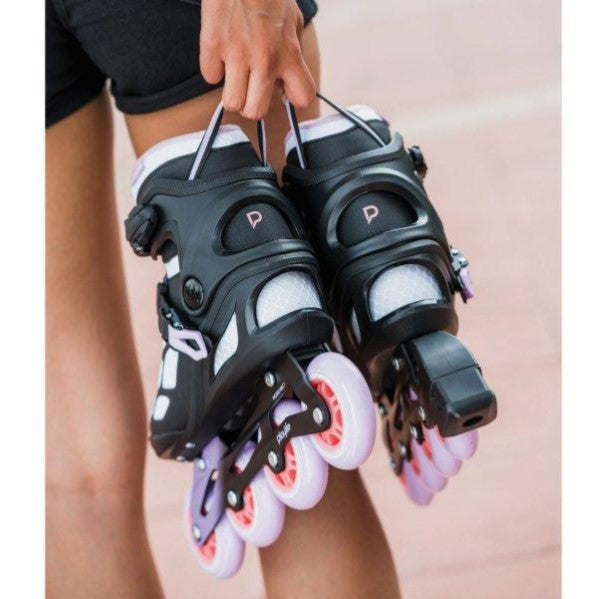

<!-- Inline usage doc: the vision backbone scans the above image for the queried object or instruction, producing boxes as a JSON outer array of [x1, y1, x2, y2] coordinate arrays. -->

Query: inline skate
[[282, 95, 497, 505], [125, 104, 376, 578]]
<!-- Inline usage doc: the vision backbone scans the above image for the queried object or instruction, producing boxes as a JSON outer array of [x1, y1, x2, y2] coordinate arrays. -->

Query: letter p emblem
[[362, 205, 379, 224], [246, 211, 263, 229]]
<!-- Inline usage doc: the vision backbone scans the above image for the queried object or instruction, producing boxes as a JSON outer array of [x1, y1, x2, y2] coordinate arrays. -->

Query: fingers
[[199, 35, 225, 84], [242, 69, 276, 120], [223, 61, 249, 112], [281, 52, 316, 109]]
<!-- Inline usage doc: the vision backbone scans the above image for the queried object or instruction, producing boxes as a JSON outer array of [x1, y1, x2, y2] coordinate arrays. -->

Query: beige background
[[112, 0, 561, 596]]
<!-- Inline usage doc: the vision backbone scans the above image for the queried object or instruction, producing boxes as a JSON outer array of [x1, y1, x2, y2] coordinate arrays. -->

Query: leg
[[46, 92, 163, 598], [125, 23, 400, 598]]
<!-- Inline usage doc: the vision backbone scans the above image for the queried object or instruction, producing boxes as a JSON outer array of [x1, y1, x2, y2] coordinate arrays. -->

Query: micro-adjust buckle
[[450, 247, 474, 303], [124, 204, 158, 257], [157, 282, 210, 361]]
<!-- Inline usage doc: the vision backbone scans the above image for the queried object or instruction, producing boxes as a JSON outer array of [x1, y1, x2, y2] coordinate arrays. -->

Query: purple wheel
[[306, 352, 376, 470], [186, 494, 245, 579], [443, 429, 479, 460], [400, 460, 434, 505], [226, 442, 285, 548], [422, 427, 462, 477], [265, 400, 329, 510], [410, 439, 447, 492]]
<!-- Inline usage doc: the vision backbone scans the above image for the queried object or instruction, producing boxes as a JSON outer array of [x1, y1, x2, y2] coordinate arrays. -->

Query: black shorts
[[46, 0, 318, 127]]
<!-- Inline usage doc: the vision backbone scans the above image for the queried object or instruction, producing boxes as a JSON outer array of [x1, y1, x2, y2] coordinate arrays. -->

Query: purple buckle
[[168, 325, 209, 361], [458, 266, 475, 301], [450, 247, 475, 303]]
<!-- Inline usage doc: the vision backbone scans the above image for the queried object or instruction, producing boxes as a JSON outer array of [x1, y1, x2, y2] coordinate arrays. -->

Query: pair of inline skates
[[125, 94, 497, 578]]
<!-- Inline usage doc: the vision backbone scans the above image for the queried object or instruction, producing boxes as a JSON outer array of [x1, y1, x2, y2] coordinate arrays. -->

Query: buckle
[[450, 247, 474, 302], [157, 282, 210, 361], [168, 325, 209, 361]]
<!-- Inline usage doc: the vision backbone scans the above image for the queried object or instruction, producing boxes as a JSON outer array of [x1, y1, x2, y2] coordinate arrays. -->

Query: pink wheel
[[400, 460, 434, 505], [186, 495, 245, 579], [265, 400, 329, 510], [306, 352, 376, 470], [443, 428, 479, 460], [422, 427, 462, 477], [226, 442, 285, 547], [410, 438, 447, 492]]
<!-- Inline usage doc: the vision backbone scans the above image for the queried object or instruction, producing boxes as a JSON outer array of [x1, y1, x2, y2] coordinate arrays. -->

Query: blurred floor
[[112, 0, 560, 597]]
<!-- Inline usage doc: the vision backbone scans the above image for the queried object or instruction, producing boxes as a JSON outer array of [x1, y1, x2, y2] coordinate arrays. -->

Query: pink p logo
[[362, 205, 379, 224], [246, 211, 263, 229]]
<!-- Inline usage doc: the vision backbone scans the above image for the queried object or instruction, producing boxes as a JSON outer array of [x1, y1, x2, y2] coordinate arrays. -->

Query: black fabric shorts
[[46, 0, 318, 127]]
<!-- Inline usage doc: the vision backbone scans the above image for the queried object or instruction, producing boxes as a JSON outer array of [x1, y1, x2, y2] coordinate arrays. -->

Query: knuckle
[[224, 97, 244, 112]]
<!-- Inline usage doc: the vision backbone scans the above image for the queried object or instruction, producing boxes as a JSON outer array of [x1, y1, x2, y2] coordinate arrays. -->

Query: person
[[46, 0, 401, 597]]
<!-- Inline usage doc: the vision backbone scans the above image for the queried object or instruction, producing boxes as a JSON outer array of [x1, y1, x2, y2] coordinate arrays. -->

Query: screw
[[451, 247, 460, 255], [313, 407, 324, 425], [196, 458, 206, 471], [267, 450, 279, 469], [417, 405, 426, 421], [410, 424, 419, 439], [264, 372, 276, 387], [192, 525, 201, 541], [392, 357, 402, 371], [398, 442, 407, 458], [227, 490, 239, 508]]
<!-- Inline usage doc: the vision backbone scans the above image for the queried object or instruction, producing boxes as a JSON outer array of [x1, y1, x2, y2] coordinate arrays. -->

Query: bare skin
[[47, 18, 400, 599], [46, 92, 163, 598]]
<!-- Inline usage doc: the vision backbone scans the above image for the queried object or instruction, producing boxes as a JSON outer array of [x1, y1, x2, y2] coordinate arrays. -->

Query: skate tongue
[[132, 126, 262, 199], [284, 105, 392, 168]]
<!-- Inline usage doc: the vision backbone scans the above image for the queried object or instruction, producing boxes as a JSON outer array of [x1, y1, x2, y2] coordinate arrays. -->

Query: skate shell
[[265, 400, 329, 510], [306, 352, 376, 470]]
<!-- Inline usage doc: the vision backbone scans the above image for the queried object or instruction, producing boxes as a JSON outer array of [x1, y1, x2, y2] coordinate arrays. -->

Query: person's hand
[[199, 0, 316, 119]]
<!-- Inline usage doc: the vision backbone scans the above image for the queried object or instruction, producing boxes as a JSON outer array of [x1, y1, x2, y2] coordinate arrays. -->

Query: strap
[[284, 92, 387, 170], [188, 101, 268, 180]]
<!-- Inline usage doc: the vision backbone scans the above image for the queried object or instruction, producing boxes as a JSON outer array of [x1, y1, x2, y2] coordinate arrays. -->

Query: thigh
[[46, 91, 146, 490]]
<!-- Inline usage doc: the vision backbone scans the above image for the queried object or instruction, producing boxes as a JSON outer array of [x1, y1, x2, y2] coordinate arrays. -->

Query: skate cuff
[[284, 105, 385, 159], [131, 126, 250, 200]]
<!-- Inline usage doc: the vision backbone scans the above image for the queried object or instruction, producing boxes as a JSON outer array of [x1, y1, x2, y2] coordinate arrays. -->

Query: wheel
[[226, 442, 285, 547], [400, 460, 434, 505], [410, 438, 447, 492], [422, 426, 462, 477], [264, 399, 329, 510], [306, 352, 376, 470], [443, 429, 479, 460], [186, 495, 245, 579]]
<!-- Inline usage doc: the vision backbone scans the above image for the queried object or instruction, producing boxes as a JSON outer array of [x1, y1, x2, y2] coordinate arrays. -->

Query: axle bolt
[[313, 407, 324, 425], [398, 442, 407, 458], [417, 405, 426, 421], [264, 372, 276, 387], [227, 490, 239, 508], [268, 450, 279, 469], [192, 525, 201, 541]]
